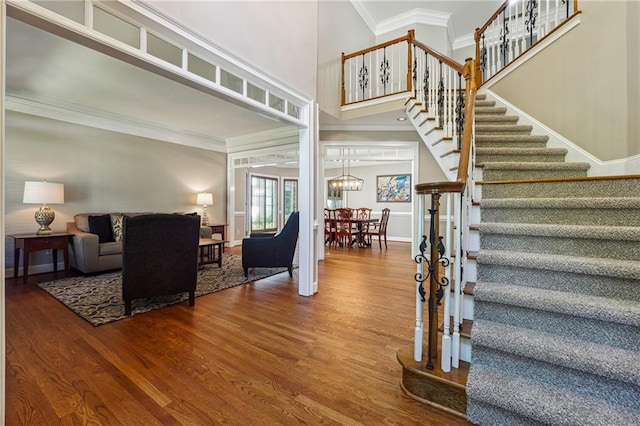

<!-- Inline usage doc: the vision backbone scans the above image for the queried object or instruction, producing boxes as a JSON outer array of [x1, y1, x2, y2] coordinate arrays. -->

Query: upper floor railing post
[[407, 29, 414, 96]]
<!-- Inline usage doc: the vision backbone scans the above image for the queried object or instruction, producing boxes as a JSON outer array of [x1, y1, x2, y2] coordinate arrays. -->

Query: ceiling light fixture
[[328, 149, 363, 191]]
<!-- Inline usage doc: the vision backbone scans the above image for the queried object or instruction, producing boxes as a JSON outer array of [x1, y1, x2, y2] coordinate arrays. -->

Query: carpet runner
[[465, 93, 640, 425]]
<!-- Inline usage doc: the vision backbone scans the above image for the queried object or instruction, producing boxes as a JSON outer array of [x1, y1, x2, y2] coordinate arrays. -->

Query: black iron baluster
[[358, 53, 369, 100], [525, 0, 539, 47], [423, 52, 429, 107], [437, 61, 444, 128], [455, 73, 465, 150], [480, 33, 487, 82], [380, 47, 390, 95]]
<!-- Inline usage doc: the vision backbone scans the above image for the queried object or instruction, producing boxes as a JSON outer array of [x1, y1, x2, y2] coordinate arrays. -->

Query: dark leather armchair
[[122, 213, 200, 316], [242, 212, 299, 278]]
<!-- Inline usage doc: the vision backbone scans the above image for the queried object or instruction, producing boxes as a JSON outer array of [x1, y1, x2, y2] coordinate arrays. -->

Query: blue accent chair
[[242, 212, 299, 278]]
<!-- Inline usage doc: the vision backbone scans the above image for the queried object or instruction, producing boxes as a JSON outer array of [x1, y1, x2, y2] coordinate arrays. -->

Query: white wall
[[5, 111, 226, 273], [317, 0, 375, 119]]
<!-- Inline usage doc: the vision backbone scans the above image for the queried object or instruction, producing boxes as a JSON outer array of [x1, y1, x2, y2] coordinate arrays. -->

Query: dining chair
[[324, 208, 337, 248], [355, 207, 373, 246], [356, 207, 372, 220], [335, 208, 354, 248], [366, 208, 390, 249]]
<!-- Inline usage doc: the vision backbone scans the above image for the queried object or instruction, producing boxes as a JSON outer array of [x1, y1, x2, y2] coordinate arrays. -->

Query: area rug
[[38, 254, 288, 326]]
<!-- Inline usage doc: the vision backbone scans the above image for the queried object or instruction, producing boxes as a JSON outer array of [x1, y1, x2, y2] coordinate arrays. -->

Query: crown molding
[[453, 33, 476, 50], [6, 93, 227, 152], [226, 126, 300, 153], [376, 8, 451, 37]]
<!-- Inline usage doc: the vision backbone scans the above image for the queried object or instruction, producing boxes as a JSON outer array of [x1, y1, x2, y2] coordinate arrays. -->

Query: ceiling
[[5, 1, 500, 151]]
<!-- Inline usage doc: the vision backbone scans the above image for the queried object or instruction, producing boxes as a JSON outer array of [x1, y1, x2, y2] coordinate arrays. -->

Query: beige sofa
[[67, 212, 212, 274]]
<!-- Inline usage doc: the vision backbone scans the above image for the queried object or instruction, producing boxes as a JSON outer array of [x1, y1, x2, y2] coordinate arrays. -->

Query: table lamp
[[196, 192, 213, 226], [23, 180, 65, 235]]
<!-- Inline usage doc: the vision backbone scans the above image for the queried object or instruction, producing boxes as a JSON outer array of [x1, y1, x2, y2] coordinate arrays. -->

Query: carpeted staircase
[[465, 94, 640, 425]]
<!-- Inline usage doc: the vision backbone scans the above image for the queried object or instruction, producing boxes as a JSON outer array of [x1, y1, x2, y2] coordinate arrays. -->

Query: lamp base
[[202, 205, 209, 226], [36, 227, 54, 236], [34, 205, 55, 235]]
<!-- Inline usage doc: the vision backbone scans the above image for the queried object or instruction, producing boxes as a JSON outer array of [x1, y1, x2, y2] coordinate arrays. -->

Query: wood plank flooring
[[5, 242, 471, 425]]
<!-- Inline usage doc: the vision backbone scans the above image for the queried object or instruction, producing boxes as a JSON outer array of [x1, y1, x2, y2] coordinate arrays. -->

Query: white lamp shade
[[196, 192, 213, 205], [23, 181, 64, 204]]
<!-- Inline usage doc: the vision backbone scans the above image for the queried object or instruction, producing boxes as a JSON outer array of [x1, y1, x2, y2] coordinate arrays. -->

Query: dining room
[[321, 142, 420, 253]]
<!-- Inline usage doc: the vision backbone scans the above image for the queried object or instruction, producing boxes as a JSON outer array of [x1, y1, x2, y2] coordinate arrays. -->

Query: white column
[[298, 101, 317, 296], [1, 0, 7, 420]]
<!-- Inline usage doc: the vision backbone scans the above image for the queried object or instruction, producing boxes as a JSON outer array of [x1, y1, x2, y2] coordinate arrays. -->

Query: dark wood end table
[[198, 238, 228, 267], [207, 224, 227, 252], [9, 232, 72, 283]]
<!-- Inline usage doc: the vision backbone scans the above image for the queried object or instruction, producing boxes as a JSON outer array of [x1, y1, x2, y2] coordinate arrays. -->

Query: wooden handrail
[[410, 38, 465, 75], [415, 57, 476, 196], [342, 30, 414, 61]]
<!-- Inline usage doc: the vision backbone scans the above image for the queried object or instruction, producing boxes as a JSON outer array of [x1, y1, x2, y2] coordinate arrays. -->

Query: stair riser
[[475, 101, 496, 107], [476, 154, 566, 163], [480, 234, 640, 261], [474, 303, 640, 351], [481, 169, 589, 180], [476, 264, 640, 302], [480, 179, 640, 199], [481, 207, 640, 227]]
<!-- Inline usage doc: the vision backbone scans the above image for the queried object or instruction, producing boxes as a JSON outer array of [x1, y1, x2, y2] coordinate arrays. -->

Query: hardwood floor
[[5, 242, 470, 425]]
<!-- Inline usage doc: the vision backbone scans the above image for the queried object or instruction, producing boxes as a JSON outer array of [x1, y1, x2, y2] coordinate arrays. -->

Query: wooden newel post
[[426, 192, 441, 368]]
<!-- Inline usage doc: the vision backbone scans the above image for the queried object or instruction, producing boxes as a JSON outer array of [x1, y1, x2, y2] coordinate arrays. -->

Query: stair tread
[[475, 147, 567, 154], [479, 222, 640, 240], [471, 319, 640, 386], [475, 134, 549, 141], [480, 197, 640, 208], [477, 249, 640, 279], [479, 161, 590, 170], [467, 363, 640, 426], [473, 281, 640, 327]]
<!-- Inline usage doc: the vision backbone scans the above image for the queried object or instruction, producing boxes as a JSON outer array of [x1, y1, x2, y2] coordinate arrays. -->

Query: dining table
[[350, 217, 379, 248]]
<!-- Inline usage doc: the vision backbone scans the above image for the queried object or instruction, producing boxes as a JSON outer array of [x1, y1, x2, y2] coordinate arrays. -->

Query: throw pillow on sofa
[[110, 213, 124, 242], [88, 214, 115, 243]]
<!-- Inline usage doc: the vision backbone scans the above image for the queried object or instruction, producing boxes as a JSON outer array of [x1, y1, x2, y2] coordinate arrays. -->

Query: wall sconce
[[196, 192, 213, 226], [23, 180, 65, 235]]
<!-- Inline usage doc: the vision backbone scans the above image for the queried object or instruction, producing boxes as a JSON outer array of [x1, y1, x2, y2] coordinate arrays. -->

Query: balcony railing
[[341, 32, 414, 106], [475, 0, 581, 83]]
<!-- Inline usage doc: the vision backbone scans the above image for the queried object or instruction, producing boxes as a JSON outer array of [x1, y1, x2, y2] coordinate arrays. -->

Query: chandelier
[[329, 149, 363, 191]]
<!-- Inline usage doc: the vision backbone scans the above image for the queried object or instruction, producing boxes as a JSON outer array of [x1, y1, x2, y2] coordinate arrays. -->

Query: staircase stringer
[[405, 99, 458, 182]]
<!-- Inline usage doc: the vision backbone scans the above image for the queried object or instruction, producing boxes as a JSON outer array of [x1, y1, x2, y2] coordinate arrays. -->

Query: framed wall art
[[376, 174, 411, 202]]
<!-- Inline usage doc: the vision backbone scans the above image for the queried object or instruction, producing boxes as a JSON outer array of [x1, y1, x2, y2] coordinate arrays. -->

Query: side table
[[207, 224, 228, 252], [9, 233, 72, 283]]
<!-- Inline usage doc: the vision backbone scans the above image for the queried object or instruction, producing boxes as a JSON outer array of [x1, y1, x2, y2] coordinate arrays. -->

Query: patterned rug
[[38, 254, 288, 326]]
